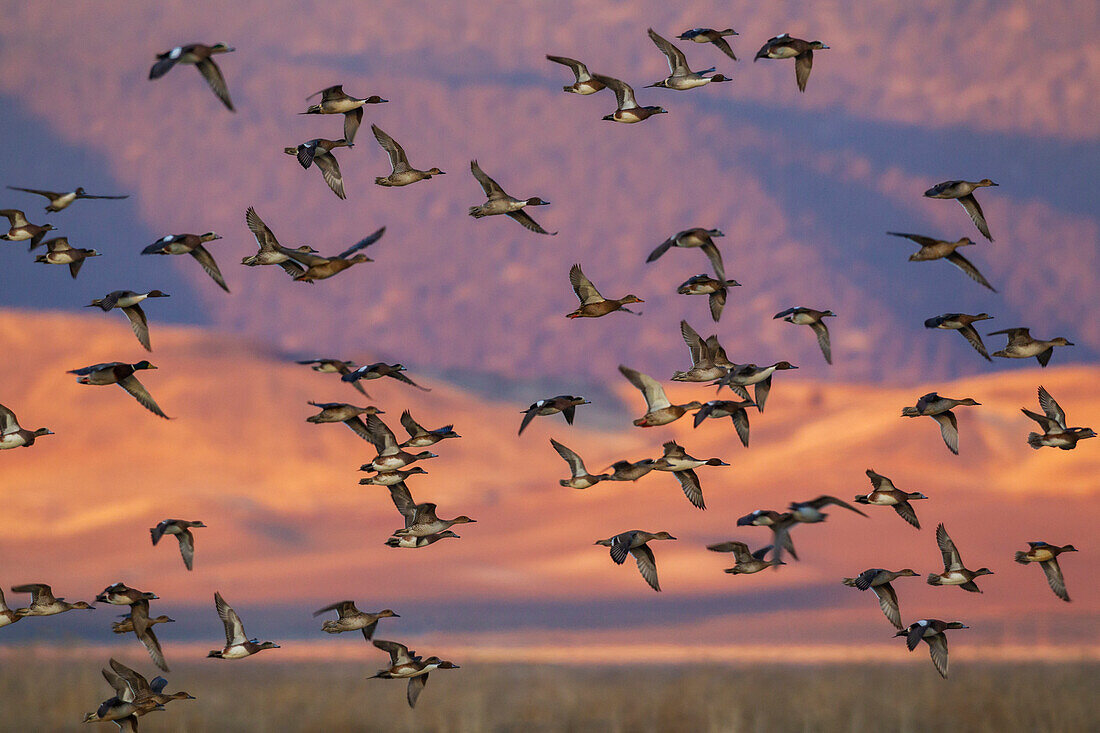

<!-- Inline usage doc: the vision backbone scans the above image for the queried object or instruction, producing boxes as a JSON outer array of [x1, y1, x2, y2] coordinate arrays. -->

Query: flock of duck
[[0, 21, 1090, 729]]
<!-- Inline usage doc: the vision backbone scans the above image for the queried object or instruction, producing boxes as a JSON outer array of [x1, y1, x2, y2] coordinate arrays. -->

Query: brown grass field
[[0, 659, 1096, 732]]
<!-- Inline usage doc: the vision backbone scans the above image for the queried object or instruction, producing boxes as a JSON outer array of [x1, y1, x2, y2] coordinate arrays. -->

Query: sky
[[0, 0, 1098, 667]]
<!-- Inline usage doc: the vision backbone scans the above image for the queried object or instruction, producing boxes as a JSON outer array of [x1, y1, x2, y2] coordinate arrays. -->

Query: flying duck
[[887, 232, 995, 291], [712, 362, 798, 412], [900, 392, 980, 455], [677, 28, 739, 60], [693, 399, 756, 446], [774, 307, 835, 364], [86, 290, 170, 352], [0, 209, 54, 248], [0, 403, 52, 450], [314, 601, 399, 640], [842, 568, 918, 629], [924, 313, 993, 360], [591, 73, 667, 123], [468, 160, 555, 234], [707, 541, 782, 574], [645, 28, 731, 90], [302, 85, 387, 143], [928, 523, 994, 592], [736, 510, 798, 564], [142, 232, 228, 292], [896, 619, 968, 679], [277, 227, 385, 282], [754, 34, 829, 91], [546, 55, 606, 94], [95, 583, 169, 671], [647, 228, 727, 280], [519, 395, 590, 435], [306, 401, 384, 442], [924, 179, 998, 241], [296, 358, 372, 397], [854, 469, 927, 529], [150, 519, 206, 571], [1022, 386, 1096, 450], [1014, 542, 1077, 602], [989, 328, 1073, 367], [399, 410, 459, 448], [566, 264, 643, 318], [208, 592, 280, 659], [594, 530, 677, 591], [9, 583, 93, 617], [370, 124, 444, 187], [551, 438, 609, 489], [68, 361, 169, 419], [7, 185, 128, 213], [241, 207, 318, 276], [370, 639, 459, 709], [618, 364, 704, 427], [672, 321, 729, 383], [284, 138, 353, 200], [787, 495, 867, 524], [34, 237, 101, 278], [676, 273, 741, 322], [341, 362, 428, 391], [149, 43, 236, 110], [359, 414, 438, 472]]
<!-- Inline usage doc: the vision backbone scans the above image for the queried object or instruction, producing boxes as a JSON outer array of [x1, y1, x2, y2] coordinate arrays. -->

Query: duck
[[296, 358, 372, 398], [707, 541, 782, 574], [551, 438, 609, 489], [306, 401, 384, 442], [6, 185, 128, 213], [854, 469, 927, 529], [924, 313, 993, 361], [341, 362, 428, 391], [672, 321, 729, 382], [393, 502, 476, 538], [647, 228, 727, 280], [284, 138, 353, 200], [900, 392, 980, 455], [360, 414, 438, 472], [95, 584, 169, 671], [754, 34, 829, 91], [370, 125, 444, 187], [385, 530, 460, 549], [0, 403, 52, 450], [208, 592, 280, 659], [604, 458, 658, 482], [736, 510, 798, 564], [774, 307, 835, 364], [314, 601, 399, 640], [86, 290, 170, 352], [676, 273, 741, 322], [0, 209, 54, 248], [399, 410, 459, 448], [241, 207, 319, 276], [594, 530, 677, 592], [546, 55, 606, 94], [989, 328, 1073, 367], [787, 495, 867, 524], [1022, 386, 1096, 450], [370, 639, 459, 709], [712, 362, 798, 412], [141, 232, 228, 292], [566, 264, 643, 318], [34, 237, 101, 278], [302, 85, 387, 144], [359, 466, 428, 486], [82, 694, 163, 731], [651, 440, 728, 510], [924, 179, 998, 241], [150, 519, 207, 571], [693, 399, 756, 447], [896, 619, 968, 679], [618, 364, 703, 427], [1014, 542, 1077, 602], [645, 28, 731, 90], [887, 232, 995, 291], [68, 361, 169, 419], [0, 589, 22, 628], [928, 523, 994, 592], [149, 43, 236, 110], [468, 160, 555, 235], [591, 73, 668, 123], [842, 568, 919, 629], [100, 657, 194, 712], [9, 583, 93, 617], [277, 227, 386, 282], [519, 395, 590, 435], [678, 28, 739, 60], [111, 613, 175, 634]]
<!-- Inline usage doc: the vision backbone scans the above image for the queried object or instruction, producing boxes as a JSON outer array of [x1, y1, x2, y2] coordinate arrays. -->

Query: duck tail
[[301, 105, 322, 115], [1026, 433, 1044, 449], [900, 407, 920, 417], [468, 206, 486, 218], [1014, 551, 1030, 564], [841, 577, 857, 587], [926, 574, 941, 586]]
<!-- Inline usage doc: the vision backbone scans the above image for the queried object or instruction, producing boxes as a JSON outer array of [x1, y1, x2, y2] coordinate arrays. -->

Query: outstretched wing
[[569, 264, 604, 305]]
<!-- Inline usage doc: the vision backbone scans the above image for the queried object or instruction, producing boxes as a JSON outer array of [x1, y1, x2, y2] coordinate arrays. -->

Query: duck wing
[[7, 186, 60, 201], [618, 365, 671, 411], [706, 541, 750, 561], [700, 241, 726, 281], [865, 469, 895, 491], [313, 152, 346, 200], [518, 406, 540, 436], [12, 583, 54, 605], [364, 413, 400, 455], [794, 50, 814, 92], [215, 592, 248, 647], [470, 160, 507, 199], [809, 495, 867, 516], [1040, 558, 1069, 601], [188, 245, 229, 292], [245, 207, 280, 251], [108, 659, 151, 698], [569, 264, 605, 305], [550, 438, 588, 478], [925, 634, 950, 679], [195, 57, 234, 111], [936, 524, 965, 571], [753, 377, 772, 413], [945, 251, 996, 291], [957, 324, 991, 360], [707, 289, 727, 322], [177, 529, 195, 571], [312, 600, 358, 618], [371, 125, 409, 173], [386, 482, 417, 523], [892, 501, 921, 529], [809, 320, 832, 364], [0, 404, 19, 435], [886, 231, 939, 248], [545, 55, 592, 81], [1021, 408, 1060, 434], [630, 544, 662, 591], [506, 209, 555, 235], [646, 235, 675, 263], [931, 410, 959, 454], [335, 227, 385, 260], [672, 470, 705, 509], [373, 639, 416, 666], [344, 108, 364, 144], [399, 410, 425, 438], [121, 305, 152, 352], [1037, 386, 1067, 430], [958, 194, 993, 241], [591, 74, 638, 110], [647, 28, 691, 75], [0, 209, 28, 227], [402, 673, 429, 709], [871, 583, 903, 629], [680, 320, 705, 366], [118, 375, 170, 419], [132, 603, 169, 672], [102, 664, 134, 701], [730, 408, 751, 447]]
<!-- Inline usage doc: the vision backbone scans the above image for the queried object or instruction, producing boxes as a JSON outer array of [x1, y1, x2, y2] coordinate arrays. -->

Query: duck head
[[132, 361, 157, 371], [147, 290, 170, 298], [620, 294, 644, 305], [524, 197, 550, 206]]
